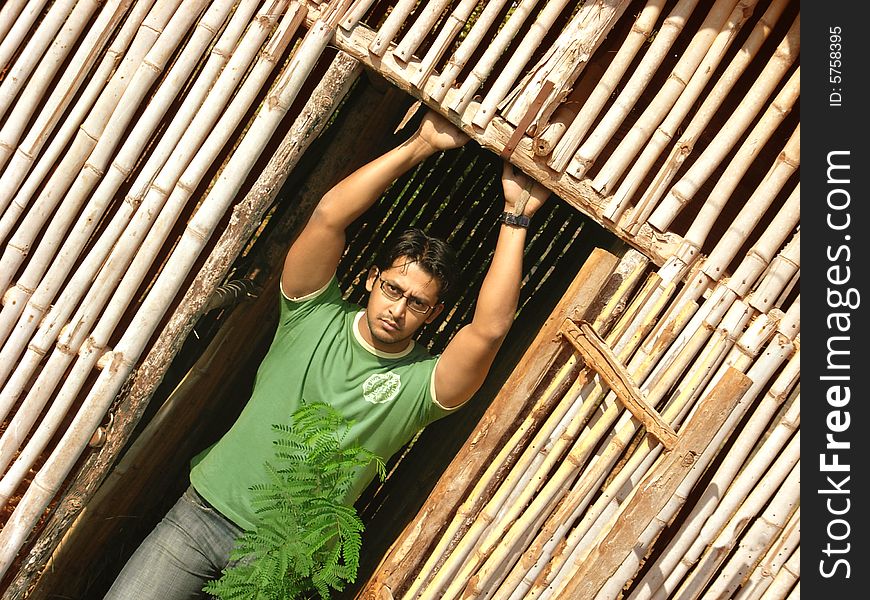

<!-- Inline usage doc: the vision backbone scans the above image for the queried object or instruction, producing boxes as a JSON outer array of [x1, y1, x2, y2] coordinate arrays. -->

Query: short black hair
[[376, 228, 458, 302]]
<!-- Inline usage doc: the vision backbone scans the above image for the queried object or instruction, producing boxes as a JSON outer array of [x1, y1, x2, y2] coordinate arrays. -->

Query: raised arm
[[434, 163, 551, 408], [282, 110, 469, 298]]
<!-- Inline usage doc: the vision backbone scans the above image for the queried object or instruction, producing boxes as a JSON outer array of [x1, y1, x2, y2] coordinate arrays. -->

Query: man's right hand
[[415, 110, 470, 152]]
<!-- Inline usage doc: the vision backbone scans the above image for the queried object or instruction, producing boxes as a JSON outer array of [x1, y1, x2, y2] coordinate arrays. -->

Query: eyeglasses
[[375, 272, 436, 315]]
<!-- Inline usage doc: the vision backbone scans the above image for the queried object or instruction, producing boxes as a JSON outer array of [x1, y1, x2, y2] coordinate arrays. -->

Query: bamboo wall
[[0, 0, 798, 598]]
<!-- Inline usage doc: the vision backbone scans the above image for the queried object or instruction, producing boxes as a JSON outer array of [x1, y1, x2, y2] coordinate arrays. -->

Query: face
[[361, 257, 445, 352]]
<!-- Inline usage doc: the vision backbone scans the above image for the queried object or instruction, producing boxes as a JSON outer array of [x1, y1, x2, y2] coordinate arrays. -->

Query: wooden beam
[[559, 319, 678, 450]]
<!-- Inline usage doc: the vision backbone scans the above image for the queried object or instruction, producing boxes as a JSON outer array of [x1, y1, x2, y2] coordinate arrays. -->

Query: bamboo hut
[[0, 0, 799, 598]]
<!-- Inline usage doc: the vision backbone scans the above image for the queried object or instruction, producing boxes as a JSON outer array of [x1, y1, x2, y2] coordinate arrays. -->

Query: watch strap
[[499, 211, 530, 228]]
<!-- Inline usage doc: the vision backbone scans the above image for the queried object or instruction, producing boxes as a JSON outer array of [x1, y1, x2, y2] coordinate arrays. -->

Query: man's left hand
[[501, 162, 551, 218]]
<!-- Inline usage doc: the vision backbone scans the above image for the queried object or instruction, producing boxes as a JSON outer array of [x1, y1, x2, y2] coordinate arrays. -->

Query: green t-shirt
[[190, 276, 457, 530]]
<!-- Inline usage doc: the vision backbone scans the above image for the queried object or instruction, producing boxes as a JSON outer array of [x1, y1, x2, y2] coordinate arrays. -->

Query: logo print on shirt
[[363, 372, 401, 404]]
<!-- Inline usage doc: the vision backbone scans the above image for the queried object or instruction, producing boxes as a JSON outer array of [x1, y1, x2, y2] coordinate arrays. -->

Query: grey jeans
[[103, 485, 244, 599]]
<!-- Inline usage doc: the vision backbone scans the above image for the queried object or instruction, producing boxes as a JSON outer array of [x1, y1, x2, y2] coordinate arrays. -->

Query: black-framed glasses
[[375, 272, 436, 315]]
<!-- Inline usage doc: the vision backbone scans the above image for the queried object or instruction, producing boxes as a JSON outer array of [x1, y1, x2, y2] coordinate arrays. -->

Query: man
[[105, 109, 550, 598]]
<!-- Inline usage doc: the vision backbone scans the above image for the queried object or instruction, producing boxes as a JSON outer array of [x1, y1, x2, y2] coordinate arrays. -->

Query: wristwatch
[[499, 211, 530, 228]]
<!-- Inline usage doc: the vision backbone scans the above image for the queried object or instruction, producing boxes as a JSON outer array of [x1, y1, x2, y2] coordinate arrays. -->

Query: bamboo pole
[[516, 436, 664, 600], [0, 0, 78, 124], [0, 0, 133, 212], [685, 121, 799, 252], [433, 272, 667, 598], [0, 0, 105, 172], [437, 263, 683, 599], [0, 0, 39, 65], [406, 356, 582, 597], [532, 101, 579, 157], [0, 0, 267, 389], [592, 0, 748, 195], [564, 0, 704, 180], [393, 0, 451, 63], [546, 0, 667, 172], [702, 181, 799, 284], [422, 253, 654, 596], [422, 358, 586, 599], [407, 0, 478, 88], [0, 7, 340, 580], [470, 0, 578, 130], [648, 66, 800, 233], [0, 0, 162, 242], [638, 190, 799, 405], [734, 512, 800, 600], [679, 470, 800, 600], [650, 347, 800, 599], [368, 0, 417, 57], [749, 546, 799, 600], [542, 340, 796, 600], [618, 0, 793, 233], [600, 0, 760, 215], [0, 0, 287, 483], [0, 0, 188, 314], [523, 301, 774, 599], [565, 333, 797, 599], [447, 0, 542, 115], [428, 0, 511, 103], [338, 0, 376, 30], [584, 311, 800, 598], [0, 0, 230, 393]]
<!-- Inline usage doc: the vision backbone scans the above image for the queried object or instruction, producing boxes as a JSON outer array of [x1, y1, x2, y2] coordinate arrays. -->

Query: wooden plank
[[559, 318, 678, 450], [559, 366, 754, 599]]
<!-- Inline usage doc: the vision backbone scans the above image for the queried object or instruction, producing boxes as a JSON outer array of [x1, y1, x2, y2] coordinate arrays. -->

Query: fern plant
[[204, 401, 385, 600]]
